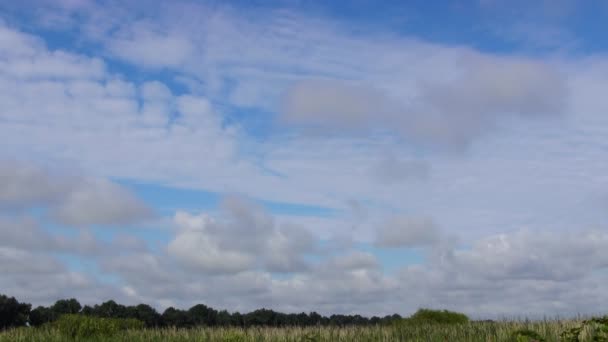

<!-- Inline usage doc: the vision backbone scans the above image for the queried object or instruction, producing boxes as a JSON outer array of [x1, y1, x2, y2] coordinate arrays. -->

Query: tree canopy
[[0, 293, 410, 329]]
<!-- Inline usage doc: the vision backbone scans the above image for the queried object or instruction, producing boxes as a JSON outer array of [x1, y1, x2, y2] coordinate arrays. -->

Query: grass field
[[1, 319, 606, 341]]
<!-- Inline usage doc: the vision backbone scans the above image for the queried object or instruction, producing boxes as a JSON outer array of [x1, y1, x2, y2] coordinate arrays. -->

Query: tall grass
[[1, 319, 606, 341]]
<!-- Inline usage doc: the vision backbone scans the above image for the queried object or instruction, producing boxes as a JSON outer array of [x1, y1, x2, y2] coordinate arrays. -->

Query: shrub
[[561, 316, 608, 342], [511, 329, 545, 342], [222, 331, 246, 342], [53, 314, 143, 338], [406, 308, 469, 325]]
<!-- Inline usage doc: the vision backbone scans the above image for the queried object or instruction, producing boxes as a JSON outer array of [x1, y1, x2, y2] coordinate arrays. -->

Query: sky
[[1, 0, 608, 319]]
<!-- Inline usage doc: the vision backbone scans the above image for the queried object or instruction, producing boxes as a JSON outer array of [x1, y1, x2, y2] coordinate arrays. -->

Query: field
[[1, 319, 606, 342]]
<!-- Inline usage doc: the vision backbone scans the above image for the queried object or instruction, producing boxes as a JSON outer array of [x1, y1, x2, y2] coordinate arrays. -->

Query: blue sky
[[1, 0, 608, 318]]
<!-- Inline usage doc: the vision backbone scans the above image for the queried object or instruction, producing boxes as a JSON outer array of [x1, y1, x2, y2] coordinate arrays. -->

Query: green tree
[[0, 294, 31, 329], [188, 304, 218, 326], [408, 308, 469, 324], [95, 300, 127, 318], [130, 304, 161, 327], [29, 306, 55, 326], [162, 307, 191, 327], [51, 298, 81, 315]]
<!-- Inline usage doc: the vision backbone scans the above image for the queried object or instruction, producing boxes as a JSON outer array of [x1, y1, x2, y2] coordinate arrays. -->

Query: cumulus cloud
[[5, 198, 607, 318], [0, 244, 121, 307], [0, 216, 96, 254], [439, 230, 608, 282], [0, 160, 152, 226], [169, 218, 254, 274], [0, 160, 69, 208], [0, 24, 105, 80], [0, 237, 124, 307], [103, 226, 608, 317], [1, 1, 608, 319], [168, 197, 316, 274], [103, 247, 398, 315], [0, 246, 64, 275], [52, 178, 153, 226], [394, 228, 608, 317], [0, 213, 153, 262]]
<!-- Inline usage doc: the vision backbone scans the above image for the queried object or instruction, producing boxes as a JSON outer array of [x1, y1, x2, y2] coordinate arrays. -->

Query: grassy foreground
[[1, 320, 606, 342]]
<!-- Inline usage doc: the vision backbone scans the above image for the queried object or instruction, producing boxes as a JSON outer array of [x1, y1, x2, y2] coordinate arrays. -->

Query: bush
[[511, 329, 545, 342], [406, 309, 469, 325], [53, 314, 144, 338], [561, 316, 608, 342]]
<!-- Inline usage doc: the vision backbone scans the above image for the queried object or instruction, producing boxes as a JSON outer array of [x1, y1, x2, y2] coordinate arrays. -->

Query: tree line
[[0, 294, 402, 329]]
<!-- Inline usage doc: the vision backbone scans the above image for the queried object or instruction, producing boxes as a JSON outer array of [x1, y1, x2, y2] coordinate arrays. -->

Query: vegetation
[[2, 319, 608, 341], [0, 294, 402, 329], [52, 314, 144, 339], [1, 294, 608, 341], [404, 308, 470, 325], [0, 295, 30, 330]]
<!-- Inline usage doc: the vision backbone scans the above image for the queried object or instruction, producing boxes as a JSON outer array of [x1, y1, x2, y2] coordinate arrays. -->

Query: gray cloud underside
[[0, 160, 152, 226], [282, 59, 567, 148], [2, 185, 608, 318]]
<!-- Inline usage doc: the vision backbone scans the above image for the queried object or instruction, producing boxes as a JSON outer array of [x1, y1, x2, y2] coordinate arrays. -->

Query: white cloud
[[169, 216, 254, 274], [38, 2, 569, 149], [168, 197, 315, 274], [0, 24, 105, 80], [0, 11, 600, 218], [104, 225, 607, 317], [1, 1, 608, 318], [443, 230, 608, 281], [393, 228, 608, 317], [0, 212, 154, 261], [106, 20, 194, 68], [3, 196, 607, 318]]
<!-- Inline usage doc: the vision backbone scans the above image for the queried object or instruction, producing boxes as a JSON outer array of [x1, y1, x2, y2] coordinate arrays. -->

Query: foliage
[[1, 293, 405, 329], [0, 320, 599, 342], [0, 294, 30, 329], [405, 308, 470, 325], [510, 329, 545, 341], [162, 307, 193, 328], [130, 304, 163, 327], [561, 316, 608, 342], [52, 314, 143, 339], [3, 292, 608, 342], [188, 303, 218, 326], [29, 306, 56, 327], [29, 299, 81, 327], [51, 299, 81, 315]]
